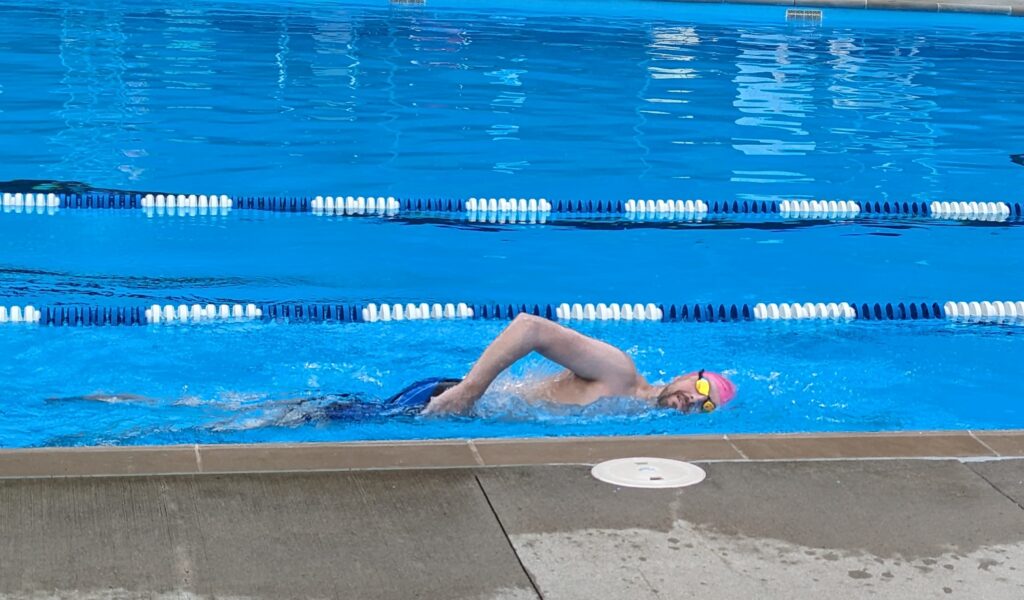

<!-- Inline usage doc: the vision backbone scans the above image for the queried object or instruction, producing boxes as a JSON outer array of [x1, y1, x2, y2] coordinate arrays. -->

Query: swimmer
[[45, 385, 458, 423], [421, 313, 735, 415], [47, 380, 464, 423], [50, 314, 735, 420]]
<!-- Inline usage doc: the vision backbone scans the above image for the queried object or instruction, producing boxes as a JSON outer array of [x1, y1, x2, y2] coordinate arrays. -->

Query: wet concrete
[[478, 461, 1024, 558], [1, 459, 1023, 599], [479, 460, 1024, 599]]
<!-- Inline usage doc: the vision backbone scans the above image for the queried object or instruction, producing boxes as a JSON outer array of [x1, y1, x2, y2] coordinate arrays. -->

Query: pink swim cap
[[686, 371, 737, 406]]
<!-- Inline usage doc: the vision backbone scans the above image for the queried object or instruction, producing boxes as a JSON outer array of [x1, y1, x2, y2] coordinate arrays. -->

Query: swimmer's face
[[656, 375, 708, 413]]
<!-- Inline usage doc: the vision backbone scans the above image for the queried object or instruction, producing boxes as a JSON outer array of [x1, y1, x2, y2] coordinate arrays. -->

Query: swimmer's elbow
[[512, 312, 542, 327], [512, 312, 545, 342], [512, 313, 588, 364]]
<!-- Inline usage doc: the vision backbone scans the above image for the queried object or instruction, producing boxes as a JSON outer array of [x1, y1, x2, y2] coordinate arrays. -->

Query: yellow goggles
[[694, 370, 716, 413]]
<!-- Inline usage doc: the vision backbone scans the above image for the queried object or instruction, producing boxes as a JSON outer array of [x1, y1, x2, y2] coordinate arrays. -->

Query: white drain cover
[[591, 457, 706, 489]]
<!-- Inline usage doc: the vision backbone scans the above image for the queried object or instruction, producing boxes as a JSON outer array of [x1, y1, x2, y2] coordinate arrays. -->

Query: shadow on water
[[0, 179, 169, 196]]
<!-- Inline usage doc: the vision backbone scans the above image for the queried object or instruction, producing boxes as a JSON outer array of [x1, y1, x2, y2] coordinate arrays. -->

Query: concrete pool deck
[[1, 431, 1024, 598]]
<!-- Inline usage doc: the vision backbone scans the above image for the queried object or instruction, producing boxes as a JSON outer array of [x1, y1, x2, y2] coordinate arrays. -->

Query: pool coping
[[1, 429, 1022, 478], [711, 0, 1023, 16]]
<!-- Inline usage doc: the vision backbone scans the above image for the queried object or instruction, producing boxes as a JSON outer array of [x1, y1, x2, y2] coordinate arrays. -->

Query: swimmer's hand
[[421, 382, 482, 415]]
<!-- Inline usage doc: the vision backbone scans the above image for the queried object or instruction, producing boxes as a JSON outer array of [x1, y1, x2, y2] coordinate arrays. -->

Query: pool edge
[[1, 430, 1022, 478], [680, 0, 1022, 16]]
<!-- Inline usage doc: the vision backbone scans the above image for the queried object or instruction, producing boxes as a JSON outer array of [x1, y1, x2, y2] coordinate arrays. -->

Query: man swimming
[[419, 313, 735, 415], [51, 313, 735, 421]]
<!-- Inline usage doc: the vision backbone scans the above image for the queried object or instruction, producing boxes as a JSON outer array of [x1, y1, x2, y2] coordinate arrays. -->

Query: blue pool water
[[1, 0, 1023, 447], [1, 212, 1024, 307], [0, 319, 1020, 447], [2, 0, 1024, 200]]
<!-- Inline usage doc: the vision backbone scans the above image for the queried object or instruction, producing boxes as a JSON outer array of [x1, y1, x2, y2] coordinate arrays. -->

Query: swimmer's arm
[[423, 314, 635, 413]]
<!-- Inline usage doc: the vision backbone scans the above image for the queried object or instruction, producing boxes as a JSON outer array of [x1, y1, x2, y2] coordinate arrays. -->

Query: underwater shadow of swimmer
[[0, 179, 170, 196]]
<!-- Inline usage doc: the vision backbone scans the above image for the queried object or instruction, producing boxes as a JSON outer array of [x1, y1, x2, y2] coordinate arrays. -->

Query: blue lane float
[[3, 192, 1022, 221], [3, 299, 1022, 326]]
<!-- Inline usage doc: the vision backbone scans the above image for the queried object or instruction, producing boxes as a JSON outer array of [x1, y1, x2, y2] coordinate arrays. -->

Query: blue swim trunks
[[318, 377, 462, 420]]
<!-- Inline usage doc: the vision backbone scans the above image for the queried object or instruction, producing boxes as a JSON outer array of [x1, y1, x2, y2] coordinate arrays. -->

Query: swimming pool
[[1, 0, 1022, 447], [4, 0, 1024, 199], [0, 317, 1019, 447]]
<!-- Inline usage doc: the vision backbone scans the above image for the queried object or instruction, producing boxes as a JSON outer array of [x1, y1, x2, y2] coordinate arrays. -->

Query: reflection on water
[[732, 32, 816, 157], [52, 4, 145, 184], [1, 1, 1022, 199]]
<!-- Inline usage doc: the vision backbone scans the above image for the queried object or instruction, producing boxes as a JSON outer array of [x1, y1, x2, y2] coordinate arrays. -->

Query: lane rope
[[4, 191, 1021, 222], [3, 299, 1022, 326]]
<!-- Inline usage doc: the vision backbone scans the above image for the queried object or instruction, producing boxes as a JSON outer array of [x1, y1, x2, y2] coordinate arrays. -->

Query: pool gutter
[[1, 430, 1022, 479]]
